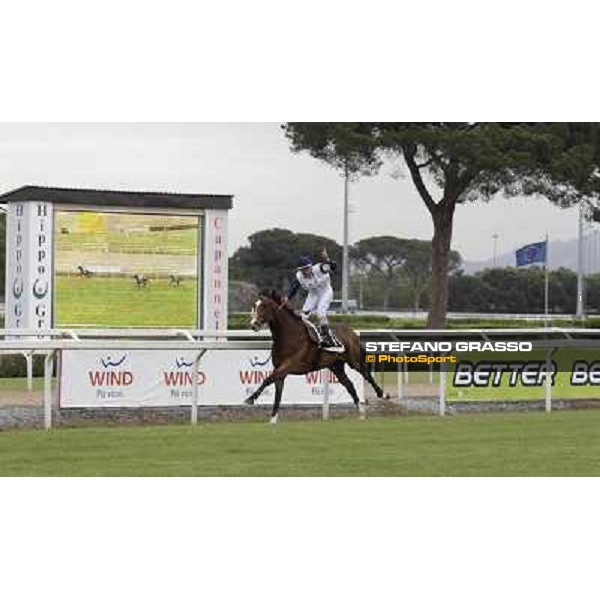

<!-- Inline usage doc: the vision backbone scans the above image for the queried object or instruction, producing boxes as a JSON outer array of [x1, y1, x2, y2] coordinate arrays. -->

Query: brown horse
[[245, 291, 387, 423]]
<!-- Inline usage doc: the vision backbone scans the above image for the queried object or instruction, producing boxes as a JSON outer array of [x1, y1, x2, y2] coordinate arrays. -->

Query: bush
[[228, 312, 600, 331], [228, 313, 252, 329], [0, 354, 45, 378]]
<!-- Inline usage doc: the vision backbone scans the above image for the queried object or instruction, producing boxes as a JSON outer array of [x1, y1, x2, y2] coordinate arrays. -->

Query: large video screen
[[54, 210, 200, 327]]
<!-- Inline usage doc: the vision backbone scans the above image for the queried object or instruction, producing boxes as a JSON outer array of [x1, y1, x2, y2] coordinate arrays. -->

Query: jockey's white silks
[[295, 263, 334, 325]]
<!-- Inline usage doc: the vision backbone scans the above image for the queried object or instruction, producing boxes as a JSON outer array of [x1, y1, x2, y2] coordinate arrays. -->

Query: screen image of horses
[[54, 211, 200, 327]]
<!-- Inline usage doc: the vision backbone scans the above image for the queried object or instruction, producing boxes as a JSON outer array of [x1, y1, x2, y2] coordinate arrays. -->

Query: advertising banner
[[202, 209, 228, 331], [60, 349, 363, 407], [5, 201, 53, 331]]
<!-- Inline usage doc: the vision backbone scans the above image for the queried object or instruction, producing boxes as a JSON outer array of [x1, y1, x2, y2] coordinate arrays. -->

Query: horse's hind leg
[[362, 366, 387, 400], [343, 338, 387, 401], [347, 360, 387, 401], [270, 378, 285, 424], [329, 362, 366, 420]]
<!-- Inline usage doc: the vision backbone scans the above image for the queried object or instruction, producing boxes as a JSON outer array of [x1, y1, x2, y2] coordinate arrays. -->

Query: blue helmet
[[296, 255, 313, 270]]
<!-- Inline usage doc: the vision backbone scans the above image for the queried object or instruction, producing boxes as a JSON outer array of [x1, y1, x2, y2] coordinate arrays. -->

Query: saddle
[[299, 314, 345, 353]]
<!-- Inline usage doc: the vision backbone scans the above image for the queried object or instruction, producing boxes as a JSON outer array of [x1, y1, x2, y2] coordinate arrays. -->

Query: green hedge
[[229, 312, 600, 331], [229, 312, 416, 330], [0, 313, 596, 378], [0, 354, 45, 378]]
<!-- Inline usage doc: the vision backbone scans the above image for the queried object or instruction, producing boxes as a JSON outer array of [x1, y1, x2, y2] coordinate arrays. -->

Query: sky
[[0, 122, 592, 261]]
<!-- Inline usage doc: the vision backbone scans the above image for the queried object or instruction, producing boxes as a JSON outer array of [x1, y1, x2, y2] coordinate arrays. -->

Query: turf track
[[55, 275, 197, 326], [2, 411, 600, 476]]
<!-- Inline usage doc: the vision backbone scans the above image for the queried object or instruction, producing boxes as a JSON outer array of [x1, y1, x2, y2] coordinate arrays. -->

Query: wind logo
[[88, 354, 133, 386], [239, 354, 273, 384], [175, 357, 194, 369], [305, 371, 339, 385], [100, 355, 127, 369], [163, 357, 206, 386], [249, 354, 271, 367]]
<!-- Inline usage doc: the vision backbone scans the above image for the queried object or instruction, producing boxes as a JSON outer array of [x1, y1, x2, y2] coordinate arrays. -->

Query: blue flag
[[516, 240, 547, 267]]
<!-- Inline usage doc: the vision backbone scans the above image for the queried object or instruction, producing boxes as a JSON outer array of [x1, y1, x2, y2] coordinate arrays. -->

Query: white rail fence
[[0, 328, 598, 429], [0, 329, 271, 430]]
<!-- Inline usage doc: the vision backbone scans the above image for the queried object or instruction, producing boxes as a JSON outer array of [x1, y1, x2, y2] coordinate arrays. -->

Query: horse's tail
[[333, 323, 374, 372], [358, 338, 376, 373]]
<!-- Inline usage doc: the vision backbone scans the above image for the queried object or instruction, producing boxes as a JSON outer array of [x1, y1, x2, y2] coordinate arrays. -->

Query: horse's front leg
[[269, 378, 285, 424], [243, 363, 290, 406]]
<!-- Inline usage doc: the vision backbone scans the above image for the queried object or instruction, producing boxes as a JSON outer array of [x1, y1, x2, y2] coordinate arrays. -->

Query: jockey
[[281, 249, 342, 350]]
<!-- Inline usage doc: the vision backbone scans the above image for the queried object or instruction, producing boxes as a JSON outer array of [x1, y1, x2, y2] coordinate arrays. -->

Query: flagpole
[[576, 200, 585, 319], [544, 232, 549, 319], [342, 163, 349, 314]]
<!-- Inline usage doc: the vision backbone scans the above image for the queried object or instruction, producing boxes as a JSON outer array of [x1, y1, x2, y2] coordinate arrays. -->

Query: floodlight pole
[[576, 200, 585, 319], [544, 232, 549, 319], [342, 164, 350, 314], [492, 233, 499, 268]]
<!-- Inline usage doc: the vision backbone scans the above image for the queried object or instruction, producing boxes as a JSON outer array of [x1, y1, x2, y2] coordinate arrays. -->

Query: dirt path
[[0, 388, 46, 407]]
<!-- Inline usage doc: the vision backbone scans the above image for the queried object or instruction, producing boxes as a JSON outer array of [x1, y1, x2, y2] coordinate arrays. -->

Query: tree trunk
[[383, 283, 391, 311], [413, 289, 421, 314], [427, 204, 456, 329]]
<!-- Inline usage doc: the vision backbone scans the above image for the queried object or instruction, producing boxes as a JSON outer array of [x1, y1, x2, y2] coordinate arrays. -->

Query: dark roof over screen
[[0, 186, 233, 210]]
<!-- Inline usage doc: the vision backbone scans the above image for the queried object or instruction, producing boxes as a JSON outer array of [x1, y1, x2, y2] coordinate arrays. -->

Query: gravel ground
[[0, 389, 44, 407], [0, 406, 44, 429], [0, 386, 45, 429], [1, 382, 599, 430]]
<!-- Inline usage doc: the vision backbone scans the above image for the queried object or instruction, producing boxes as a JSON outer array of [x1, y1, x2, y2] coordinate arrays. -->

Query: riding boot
[[318, 324, 336, 348]]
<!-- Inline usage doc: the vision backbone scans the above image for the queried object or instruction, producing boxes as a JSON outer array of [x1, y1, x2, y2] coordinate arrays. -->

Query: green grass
[[57, 229, 197, 255], [55, 275, 197, 326], [2, 411, 600, 475], [0, 377, 45, 391], [56, 213, 198, 255]]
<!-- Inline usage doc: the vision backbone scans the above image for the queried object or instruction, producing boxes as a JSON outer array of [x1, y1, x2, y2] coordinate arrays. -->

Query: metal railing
[[0, 329, 272, 430], [0, 327, 598, 428]]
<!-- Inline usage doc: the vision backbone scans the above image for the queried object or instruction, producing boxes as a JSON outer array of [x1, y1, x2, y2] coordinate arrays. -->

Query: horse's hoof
[[244, 397, 255, 406], [269, 415, 279, 425], [359, 413, 366, 421]]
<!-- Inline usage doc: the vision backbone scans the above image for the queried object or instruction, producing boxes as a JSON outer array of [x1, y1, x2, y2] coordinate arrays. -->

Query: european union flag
[[516, 240, 547, 267]]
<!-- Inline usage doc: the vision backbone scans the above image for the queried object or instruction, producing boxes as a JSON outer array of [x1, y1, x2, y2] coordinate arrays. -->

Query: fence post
[[397, 361, 403, 400], [439, 360, 446, 416], [44, 351, 54, 430], [191, 349, 207, 425], [23, 352, 33, 391], [322, 369, 330, 421], [545, 348, 555, 413]]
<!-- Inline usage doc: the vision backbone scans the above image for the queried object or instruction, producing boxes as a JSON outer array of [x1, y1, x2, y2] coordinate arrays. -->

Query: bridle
[[250, 299, 267, 331]]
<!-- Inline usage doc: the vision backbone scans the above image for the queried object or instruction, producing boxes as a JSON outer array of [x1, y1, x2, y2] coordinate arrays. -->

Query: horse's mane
[[282, 305, 302, 321], [259, 290, 303, 321]]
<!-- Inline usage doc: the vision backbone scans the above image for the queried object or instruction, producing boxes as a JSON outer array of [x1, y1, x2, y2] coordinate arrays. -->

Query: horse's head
[[250, 291, 282, 331]]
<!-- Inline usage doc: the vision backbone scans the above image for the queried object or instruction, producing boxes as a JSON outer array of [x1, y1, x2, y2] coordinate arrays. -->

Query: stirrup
[[323, 343, 345, 353], [320, 332, 344, 353]]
